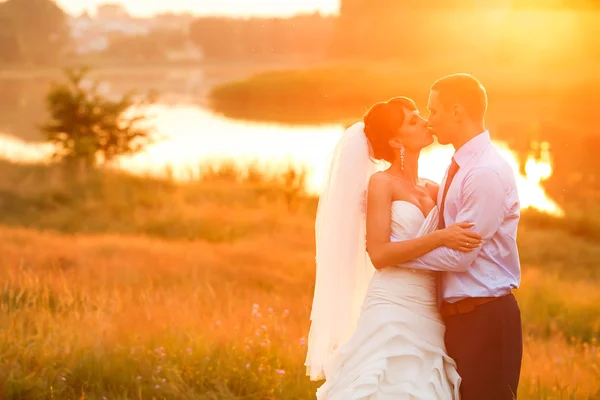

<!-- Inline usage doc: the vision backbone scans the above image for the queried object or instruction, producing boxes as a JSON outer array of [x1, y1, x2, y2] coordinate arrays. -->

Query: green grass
[[0, 161, 310, 242]]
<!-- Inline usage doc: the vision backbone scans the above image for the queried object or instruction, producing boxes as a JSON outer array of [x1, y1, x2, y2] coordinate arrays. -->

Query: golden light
[[0, 105, 564, 218], [0, 133, 54, 163], [121, 104, 564, 217], [420, 141, 563, 217], [491, 9, 586, 64], [496, 145, 564, 217], [116, 105, 344, 192], [524, 142, 552, 183]]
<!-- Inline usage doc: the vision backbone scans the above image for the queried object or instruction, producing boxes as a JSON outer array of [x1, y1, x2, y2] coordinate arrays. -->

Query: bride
[[305, 97, 482, 399]]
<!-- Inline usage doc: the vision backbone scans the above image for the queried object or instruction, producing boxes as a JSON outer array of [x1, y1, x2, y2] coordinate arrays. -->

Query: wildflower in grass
[[275, 369, 286, 376], [186, 348, 192, 354], [155, 347, 166, 358], [252, 304, 262, 318]]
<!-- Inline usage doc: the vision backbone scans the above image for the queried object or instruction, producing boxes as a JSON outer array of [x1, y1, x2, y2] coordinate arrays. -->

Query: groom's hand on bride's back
[[440, 222, 483, 253]]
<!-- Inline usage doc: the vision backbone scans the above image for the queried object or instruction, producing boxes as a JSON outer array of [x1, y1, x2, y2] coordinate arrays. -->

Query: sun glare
[[419, 142, 563, 217], [0, 102, 564, 218]]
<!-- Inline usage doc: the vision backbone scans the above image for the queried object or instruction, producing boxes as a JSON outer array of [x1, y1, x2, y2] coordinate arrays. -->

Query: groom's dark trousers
[[442, 293, 523, 400]]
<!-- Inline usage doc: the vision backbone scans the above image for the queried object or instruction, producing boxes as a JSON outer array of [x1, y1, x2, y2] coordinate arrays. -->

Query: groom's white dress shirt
[[401, 131, 521, 303]]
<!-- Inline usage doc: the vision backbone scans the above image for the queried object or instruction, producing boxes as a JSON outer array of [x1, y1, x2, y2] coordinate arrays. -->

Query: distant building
[[95, 3, 129, 20], [67, 3, 200, 59], [164, 40, 203, 62]]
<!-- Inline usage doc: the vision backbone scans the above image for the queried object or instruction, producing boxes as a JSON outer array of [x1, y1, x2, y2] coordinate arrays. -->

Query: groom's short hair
[[431, 73, 487, 121]]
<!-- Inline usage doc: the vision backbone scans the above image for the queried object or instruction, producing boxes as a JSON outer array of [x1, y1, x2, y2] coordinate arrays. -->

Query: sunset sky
[[55, 0, 340, 17]]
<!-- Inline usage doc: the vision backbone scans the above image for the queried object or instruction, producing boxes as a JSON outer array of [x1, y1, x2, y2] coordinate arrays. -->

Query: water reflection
[[419, 140, 562, 216], [0, 70, 596, 210], [0, 132, 53, 162], [117, 105, 344, 193], [0, 103, 563, 216]]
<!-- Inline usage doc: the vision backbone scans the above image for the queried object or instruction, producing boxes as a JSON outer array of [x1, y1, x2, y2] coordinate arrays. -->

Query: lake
[[0, 65, 572, 217]]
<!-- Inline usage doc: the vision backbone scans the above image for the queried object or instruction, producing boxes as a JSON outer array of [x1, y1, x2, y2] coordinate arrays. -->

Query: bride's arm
[[396, 168, 504, 272], [366, 174, 477, 270]]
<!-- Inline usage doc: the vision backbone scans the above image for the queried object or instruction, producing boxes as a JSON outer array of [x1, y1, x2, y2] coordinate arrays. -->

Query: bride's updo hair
[[364, 97, 418, 163]]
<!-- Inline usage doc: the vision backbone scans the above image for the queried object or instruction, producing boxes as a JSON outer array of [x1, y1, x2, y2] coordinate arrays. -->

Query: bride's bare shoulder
[[369, 171, 393, 186], [368, 172, 393, 196]]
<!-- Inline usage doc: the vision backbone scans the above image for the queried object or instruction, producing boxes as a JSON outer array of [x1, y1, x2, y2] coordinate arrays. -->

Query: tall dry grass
[[0, 162, 598, 399]]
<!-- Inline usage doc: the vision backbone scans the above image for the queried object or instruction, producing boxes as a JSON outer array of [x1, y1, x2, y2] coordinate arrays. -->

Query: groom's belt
[[440, 292, 511, 317]]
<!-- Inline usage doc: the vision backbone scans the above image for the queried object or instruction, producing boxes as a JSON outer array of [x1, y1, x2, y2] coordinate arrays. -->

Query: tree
[[105, 29, 192, 62], [189, 15, 334, 61], [41, 67, 156, 173], [0, 14, 21, 64], [0, 0, 70, 65], [189, 18, 239, 60]]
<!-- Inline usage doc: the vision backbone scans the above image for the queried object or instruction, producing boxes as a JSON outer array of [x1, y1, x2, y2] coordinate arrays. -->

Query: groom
[[402, 73, 523, 399]]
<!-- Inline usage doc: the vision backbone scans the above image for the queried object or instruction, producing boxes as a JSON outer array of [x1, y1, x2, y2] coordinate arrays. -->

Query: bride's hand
[[441, 222, 483, 252]]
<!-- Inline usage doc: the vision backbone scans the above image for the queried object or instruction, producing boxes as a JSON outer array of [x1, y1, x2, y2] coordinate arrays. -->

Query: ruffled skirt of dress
[[316, 268, 461, 400]]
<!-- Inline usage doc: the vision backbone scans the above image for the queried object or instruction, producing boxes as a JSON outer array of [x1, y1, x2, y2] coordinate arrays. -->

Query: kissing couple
[[305, 73, 523, 400]]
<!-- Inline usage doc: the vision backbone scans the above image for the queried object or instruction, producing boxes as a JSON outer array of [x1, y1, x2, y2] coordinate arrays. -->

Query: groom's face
[[427, 90, 455, 145]]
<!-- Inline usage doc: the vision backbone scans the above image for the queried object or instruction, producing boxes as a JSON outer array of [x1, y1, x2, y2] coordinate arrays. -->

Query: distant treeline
[[0, 0, 69, 65], [187, 5, 600, 63], [1, 0, 599, 66], [189, 13, 335, 60]]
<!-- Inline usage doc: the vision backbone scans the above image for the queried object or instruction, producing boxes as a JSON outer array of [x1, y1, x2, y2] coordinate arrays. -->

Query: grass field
[[0, 161, 599, 399]]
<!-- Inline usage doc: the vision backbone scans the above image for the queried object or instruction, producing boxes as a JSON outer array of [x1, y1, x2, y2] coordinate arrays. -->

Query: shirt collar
[[453, 131, 490, 168]]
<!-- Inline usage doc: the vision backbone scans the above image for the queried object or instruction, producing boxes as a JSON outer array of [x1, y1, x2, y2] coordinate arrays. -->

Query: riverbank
[[0, 58, 326, 80], [209, 62, 598, 126], [0, 160, 597, 245]]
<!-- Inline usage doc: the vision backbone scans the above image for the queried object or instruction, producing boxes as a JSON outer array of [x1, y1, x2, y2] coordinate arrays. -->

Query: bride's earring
[[400, 145, 405, 171]]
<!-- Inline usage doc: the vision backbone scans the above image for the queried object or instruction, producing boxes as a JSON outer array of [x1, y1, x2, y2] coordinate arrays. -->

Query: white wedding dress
[[316, 201, 461, 400]]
